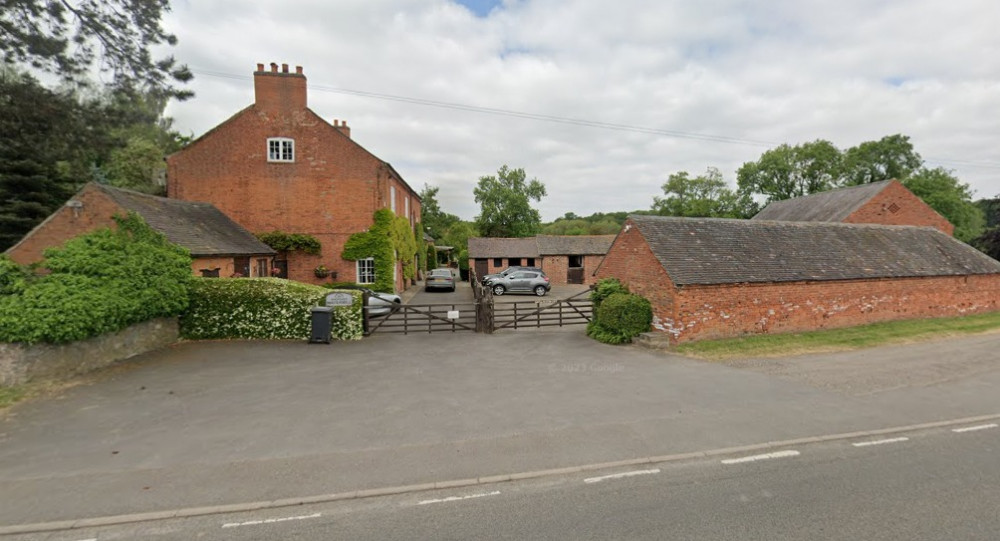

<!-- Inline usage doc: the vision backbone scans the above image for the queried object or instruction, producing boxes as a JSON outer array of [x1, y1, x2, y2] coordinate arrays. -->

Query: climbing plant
[[255, 231, 321, 255], [342, 209, 395, 293]]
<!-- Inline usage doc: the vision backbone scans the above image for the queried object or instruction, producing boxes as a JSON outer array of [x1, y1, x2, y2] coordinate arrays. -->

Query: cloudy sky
[[162, 0, 1000, 221]]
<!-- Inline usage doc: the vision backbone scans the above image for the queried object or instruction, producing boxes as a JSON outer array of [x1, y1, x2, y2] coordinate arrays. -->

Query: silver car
[[487, 270, 551, 296]]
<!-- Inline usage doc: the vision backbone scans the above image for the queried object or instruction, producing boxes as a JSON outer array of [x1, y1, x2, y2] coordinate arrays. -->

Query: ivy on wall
[[341, 208, 419, 292], [255, 231, 322, 255]]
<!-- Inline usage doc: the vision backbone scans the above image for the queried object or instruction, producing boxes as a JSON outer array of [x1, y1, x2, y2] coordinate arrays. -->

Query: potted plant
[[314, 265, 331, 278]]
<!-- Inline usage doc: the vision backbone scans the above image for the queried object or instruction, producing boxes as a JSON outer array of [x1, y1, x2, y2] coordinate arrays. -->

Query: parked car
[[326, 285, 401, 317], [425, 268, 456, 292], [488, 270, 551, 296], [481, 266, 543, 285]]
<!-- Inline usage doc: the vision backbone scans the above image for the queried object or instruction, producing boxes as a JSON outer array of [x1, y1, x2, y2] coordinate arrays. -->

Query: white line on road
[[721, 450, 800, 465], [584, 469, 661, 484], [417, 491, 501, 505], [852, 437, 910, 447], [952, 423, 998, 433], [222, 512, 322, 528]]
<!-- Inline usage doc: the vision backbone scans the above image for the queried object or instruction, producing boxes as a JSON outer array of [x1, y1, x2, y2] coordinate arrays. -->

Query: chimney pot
[[270, 63, 278, 72], [282, 63, 289, 73], [296, 66, 303, 74], [256, 63, 264, 72]]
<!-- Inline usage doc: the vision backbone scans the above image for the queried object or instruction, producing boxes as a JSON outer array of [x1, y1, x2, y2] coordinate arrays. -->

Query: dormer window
[[267, 138, 294, 162]]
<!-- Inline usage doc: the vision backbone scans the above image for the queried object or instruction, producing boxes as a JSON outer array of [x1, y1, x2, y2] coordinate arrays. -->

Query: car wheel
[[492, 284, 506, 296], [533, 285, 547, 296]]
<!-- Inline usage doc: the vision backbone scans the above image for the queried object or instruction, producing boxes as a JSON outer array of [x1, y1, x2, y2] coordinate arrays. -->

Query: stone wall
[[0, 318, 178, 387]]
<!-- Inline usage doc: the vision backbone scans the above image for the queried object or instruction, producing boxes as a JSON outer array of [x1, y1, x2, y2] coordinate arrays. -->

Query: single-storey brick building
[[753, 179, 954, 235], [166, 63, 421, 290], [468, 235, 614, 285], [5, 183, 276, 277], [595, 215, 1000, 343]]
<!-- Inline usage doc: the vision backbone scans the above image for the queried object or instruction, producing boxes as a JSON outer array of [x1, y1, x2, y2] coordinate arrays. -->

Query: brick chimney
[[254, 62, 307, 110], [333, 119, 351, 138]]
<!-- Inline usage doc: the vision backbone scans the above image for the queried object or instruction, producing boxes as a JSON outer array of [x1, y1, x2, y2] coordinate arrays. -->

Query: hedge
[[180, 277, 363, 340], [587, 291, 653, 345], [0, 214, 191, 344]]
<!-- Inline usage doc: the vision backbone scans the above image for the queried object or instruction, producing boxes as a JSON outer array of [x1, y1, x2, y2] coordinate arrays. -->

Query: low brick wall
[[0, 318, 178, 387]]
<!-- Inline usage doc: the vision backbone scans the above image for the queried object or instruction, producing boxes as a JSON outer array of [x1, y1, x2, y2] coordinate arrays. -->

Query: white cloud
[[163, 0, 1000, 221]]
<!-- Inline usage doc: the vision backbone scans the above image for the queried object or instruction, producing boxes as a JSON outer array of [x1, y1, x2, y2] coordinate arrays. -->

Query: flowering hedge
[[180, 278, 363, 340]]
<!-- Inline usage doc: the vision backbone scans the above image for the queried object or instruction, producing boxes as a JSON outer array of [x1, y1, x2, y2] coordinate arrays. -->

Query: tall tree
[[0, 0, 192, 99], [653, 167, 754, 218], [736, 140, 842, 203], [418, 184, 460, 240], [473, 165, 546, 237], [902, 167, 985, 242], [841, 134, 922, 186]]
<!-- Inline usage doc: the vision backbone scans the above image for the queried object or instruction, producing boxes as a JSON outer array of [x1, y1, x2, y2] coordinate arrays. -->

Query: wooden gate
[[492, 288, 593, 331], [365, 302, 477, 335]]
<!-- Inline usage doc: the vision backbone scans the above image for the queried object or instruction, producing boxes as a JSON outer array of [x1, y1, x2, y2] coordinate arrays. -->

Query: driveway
[[2, 330, 1000, 525]]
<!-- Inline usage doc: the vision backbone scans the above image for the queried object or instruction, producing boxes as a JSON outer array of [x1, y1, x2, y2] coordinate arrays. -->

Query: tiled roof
[[93, 184, 275, 257], [752, 180, 892, 222], [630, 215, 1000, 286], [536, 235, 615, 255], [468, 235, 616, 258], [467, 237, 539, 259]]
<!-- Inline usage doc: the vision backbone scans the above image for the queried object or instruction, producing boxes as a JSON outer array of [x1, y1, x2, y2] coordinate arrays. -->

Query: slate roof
[[752, 180, 893, 222], [92, 184, 275, 257], [630, 215, 1000, 286], [467, 237, 539, 259], [536, 235, 615, 255]]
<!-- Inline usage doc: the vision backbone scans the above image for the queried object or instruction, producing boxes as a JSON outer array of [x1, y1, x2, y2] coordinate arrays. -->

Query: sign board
[[325, 292, 354, 307], [447, 310, 460, 320]]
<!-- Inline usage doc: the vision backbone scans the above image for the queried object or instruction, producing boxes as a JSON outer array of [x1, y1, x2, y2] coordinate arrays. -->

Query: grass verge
[[0, 385, 26, 410], [672, 311, 1000, 361]]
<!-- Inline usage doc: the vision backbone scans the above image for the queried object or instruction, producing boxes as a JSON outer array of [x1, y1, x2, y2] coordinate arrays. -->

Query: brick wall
[[596, 218, 1000, 343], [541, 254, 606, 285], [846, 180, 954, 235], [5, 184, 122, 265], [167, 65, 421, 290]]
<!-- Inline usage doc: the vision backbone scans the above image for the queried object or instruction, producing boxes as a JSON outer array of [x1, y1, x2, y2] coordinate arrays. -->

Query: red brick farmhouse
[[167, 63, 421, 290], [595, 215, 1000, 344]]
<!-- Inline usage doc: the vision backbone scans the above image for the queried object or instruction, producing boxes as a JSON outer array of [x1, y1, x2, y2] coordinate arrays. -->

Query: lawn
[[672, 311, 1000, 360]]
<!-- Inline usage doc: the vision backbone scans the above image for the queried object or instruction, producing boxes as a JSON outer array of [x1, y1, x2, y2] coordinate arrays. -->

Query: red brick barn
[[467, 235, 614, 285], [166, 63, 421, 291], [753, 180, 954, 235], [5, 183, 275, 276], [595, 215, 1000, 344]]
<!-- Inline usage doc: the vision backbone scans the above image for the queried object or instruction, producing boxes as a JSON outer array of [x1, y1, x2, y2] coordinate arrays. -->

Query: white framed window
[[405, 196, 410, 217], [267, 137, 294, 162], [357, 258, 376, 284], [390, 186, 397, 212]]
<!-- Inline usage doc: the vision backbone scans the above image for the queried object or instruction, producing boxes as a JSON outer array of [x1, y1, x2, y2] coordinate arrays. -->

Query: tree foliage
[[474, 165, 547, 237], [841, 134, 922, 186], [419, 183, 460, 240], [737, 139, 842, 202], [0, 0, 192, 99], [653, 167, 755, 218], [902, 168, 985, 243]]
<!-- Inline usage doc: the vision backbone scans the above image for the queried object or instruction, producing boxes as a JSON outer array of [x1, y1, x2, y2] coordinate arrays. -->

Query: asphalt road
[[15, 421, 999, 540]]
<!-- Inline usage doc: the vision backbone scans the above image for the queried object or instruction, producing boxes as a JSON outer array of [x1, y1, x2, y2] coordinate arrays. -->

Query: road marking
[[721, 450, 800, 465], [417, 491, 501, 505], [584, 468, 661, 484], [952, 423, 998, 433], [222, 512, 321, 528], [852, 437, 909, 447]]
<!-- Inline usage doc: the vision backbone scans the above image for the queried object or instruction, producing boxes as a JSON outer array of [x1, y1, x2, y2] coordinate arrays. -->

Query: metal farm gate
[[363, 271, 593, 336]]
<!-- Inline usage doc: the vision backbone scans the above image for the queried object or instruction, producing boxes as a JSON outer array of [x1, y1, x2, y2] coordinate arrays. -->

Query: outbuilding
[[595, 215, 1000, 343], [468, 235, 614, 285]]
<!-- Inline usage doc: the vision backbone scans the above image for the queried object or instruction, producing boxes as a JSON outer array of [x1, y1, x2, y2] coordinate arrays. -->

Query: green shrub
[[0, 214, 192, 344], [255, 231, 322, 255], [587, 292, 652, 345], [181, 278, 362, 340], [590, 278, 630, 308], [0, 255, 30, 295]]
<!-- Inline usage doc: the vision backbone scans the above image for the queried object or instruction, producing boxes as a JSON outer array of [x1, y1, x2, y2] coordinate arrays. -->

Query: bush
[[181, 278, 362, 340], [0, 214, 192, 344], [0, 255, 30, 295], [590, 278, 629, 308], [587, 292, 653, 345]]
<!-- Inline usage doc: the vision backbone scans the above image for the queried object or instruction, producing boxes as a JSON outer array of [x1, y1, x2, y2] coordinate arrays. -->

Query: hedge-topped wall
[[180, 278, 363, 340]]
